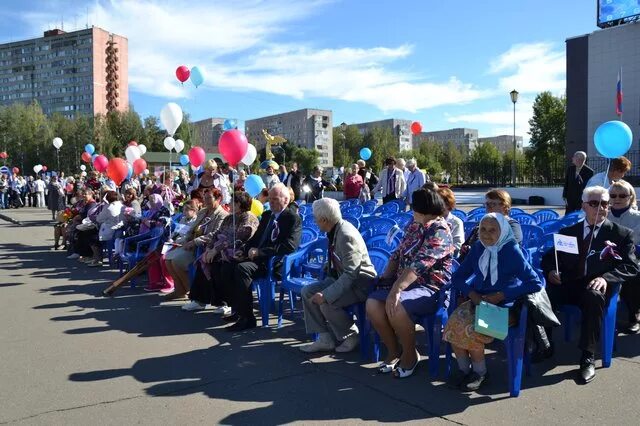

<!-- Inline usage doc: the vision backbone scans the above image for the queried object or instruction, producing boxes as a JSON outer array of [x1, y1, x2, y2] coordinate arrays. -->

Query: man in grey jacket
[[299, 198, 377, 353]]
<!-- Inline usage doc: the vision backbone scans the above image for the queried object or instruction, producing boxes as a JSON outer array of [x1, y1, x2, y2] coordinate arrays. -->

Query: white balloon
[[80, 165, 86, 171], [52, 137, 63, 149], [143, 169, 149, 176], [33, 165, 42, 173], [125, 145, 142, 163], [138, 144, 147, 156], [80, 171, 87, 177], [163, 136, 176, 151], [174, 139, 185, 153], [160, 102, 183, 137], [240, 144, 257, 166]]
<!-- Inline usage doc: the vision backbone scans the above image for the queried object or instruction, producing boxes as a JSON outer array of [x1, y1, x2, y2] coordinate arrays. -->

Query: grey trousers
[[301, 277, 366, 340]]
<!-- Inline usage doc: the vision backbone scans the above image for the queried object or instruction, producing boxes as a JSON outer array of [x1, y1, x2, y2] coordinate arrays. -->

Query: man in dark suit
[[562, 151, 594, 215], [542, 186, 638, 384], [284, 162, 303, 201], [217, 183, 301, 331]]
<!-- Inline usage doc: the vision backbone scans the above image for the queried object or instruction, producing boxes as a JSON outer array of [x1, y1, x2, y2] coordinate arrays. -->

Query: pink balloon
[[188, 146, 206, 168], [133, 158, 147, 175], [106, 158, 129, 186], [93, 154, 109, 173], [42, 166, 48, 172], [218, 130, 248, 167]]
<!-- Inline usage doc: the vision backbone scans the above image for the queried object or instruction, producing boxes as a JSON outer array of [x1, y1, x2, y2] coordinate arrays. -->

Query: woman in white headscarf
[[443, 213, 542, 392]]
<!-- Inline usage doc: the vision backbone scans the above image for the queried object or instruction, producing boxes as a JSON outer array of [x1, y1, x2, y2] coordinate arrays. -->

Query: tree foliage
[[528, 91, 566, 168]]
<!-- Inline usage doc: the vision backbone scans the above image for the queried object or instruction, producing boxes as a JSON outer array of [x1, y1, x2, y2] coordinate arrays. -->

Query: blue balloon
[[594, 121, 633, 159], [84, 144, 95, 155], [126, 162, 133, 179], [223, 119, 238, 131], [179, 154, 190, 166], [360, 147, 372, 161], [190, 66, 204, 88], [245, 174, 266, 198], [91, 154, 99, 160]]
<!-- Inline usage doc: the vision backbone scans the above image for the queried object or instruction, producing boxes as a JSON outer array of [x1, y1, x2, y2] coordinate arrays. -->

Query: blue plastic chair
[[251, 255, 283, 327], [302, 215, 320, 233], [362, 200, 378, 215], [298, 204, 312, 217], [451, 209, 467, 221], [366, 217, 398, 237], [510, 207, 526, 215], [533, 209, 560, 223], [563, 210, 585, 221], [467, 212, 486, 223], [366, 234, 401, 252], [121, 235, 164, 289], [277, 246, 317, 327], [539, 220, 562, 234], [118, 227, 164, 275], [561, 284, 621, 368], [467, 207, 486, 216], [512, 213, 538, 225], [463, 221, 478, 240], [343, 204, 364, 218], [342, 215, 361, 230], [373, 203, 400, 217], [367, 248, 391, 275], [358, 216, 375, 232], [393, 213, 414, 230], [300, 237, 328, 279], [520, 224, 544, 250], [300, 227, 319, 246]]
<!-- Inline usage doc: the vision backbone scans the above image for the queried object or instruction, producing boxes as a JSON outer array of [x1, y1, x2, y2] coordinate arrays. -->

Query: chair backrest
[[539, 219, 561, 233], [563, 210, 585, 221], [512, 213, 538, 225], [373, 202, 400, 216], [533, 208, 560, 223], [366, 234, 401, 252], [520, 224, 544, 249], [301, 227, 319, 246], [359, 215, 375, 231], [467, 207, 486, 216], [298, 204, 312, 217], [343, 204, 364, 218], [367, 217, 398, 236], [367, 247, 391, 275], [467, 212, 486, 223], [559, 213, 583, 227], [362, 200, 378, 215], [463, 221, 478, 240], [392, 212, 414, 230], [510, 207, 526, 215], [342, 215, 361, 230], [451, 209, 467, 221], [283, 246, 309, 281]]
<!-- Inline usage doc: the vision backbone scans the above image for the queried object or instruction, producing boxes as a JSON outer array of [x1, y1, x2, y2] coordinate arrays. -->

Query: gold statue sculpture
[[261, 129, 287, 161]]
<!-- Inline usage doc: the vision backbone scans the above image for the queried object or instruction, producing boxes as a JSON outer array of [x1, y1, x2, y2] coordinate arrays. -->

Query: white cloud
[[489, 42, 565, 95], [446, 100, 534, 142]]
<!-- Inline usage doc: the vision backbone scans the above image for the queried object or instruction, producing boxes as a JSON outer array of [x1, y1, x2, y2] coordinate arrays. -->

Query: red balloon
[[133, 158, 147, 175], [81, 152, 92, 163], [128, 141, 138, 146], [411, 121, 422, 135], [218, 130, 249, 167], [188, 146, 206, 168], [106, 158, 129, 186], [176, 65, 190, 83], [93, 154, 109, 173], [42, 166, 48, 172], [0, 152, 7, 159], [12, 167, 19, 174]]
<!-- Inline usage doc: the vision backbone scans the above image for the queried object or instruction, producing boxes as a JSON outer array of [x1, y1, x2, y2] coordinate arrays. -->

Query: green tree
[[332, 125, 364, 170], [469, 141, 503, 184], [528, 91, 566, 168], [291, 146, 319, 174], [142, 116, 165, 151]]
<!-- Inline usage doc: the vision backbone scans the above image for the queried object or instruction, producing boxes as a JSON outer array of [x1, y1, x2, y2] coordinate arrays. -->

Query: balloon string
[[603, 159, 610, 188]]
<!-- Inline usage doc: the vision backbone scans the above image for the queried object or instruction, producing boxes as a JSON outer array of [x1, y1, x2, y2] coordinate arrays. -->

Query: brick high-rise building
[[0, 27, 128, 118]]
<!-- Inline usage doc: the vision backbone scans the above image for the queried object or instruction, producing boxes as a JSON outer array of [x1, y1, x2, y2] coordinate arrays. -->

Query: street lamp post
[[510, 89, 519, 186], [340, 122, 347, 170]]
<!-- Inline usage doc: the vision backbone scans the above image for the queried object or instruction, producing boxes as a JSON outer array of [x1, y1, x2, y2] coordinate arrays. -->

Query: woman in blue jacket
[[444, 213, 542, 392]]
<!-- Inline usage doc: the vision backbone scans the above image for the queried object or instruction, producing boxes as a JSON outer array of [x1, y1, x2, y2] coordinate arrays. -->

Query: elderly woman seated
[[181, 191, 260, 312], [366, 189, 455, 378], [444, 213, 542, 392], [299, 198, 377, 353]]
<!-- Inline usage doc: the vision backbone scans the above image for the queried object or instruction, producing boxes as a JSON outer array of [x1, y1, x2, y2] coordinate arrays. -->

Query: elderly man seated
[[216, 183, 301, 331], [299, 198, 377, 353], [542, 186, 638, 384]]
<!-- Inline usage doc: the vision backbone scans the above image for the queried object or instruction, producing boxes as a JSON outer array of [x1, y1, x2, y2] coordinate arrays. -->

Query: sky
[[0, 0, 602, 144]]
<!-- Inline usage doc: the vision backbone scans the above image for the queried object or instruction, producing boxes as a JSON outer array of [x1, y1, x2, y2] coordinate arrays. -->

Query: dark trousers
[[547, 278, 613, 353], [190, 262, 228, 306], [215, 260, 266, 319], [621, 277, 640, 323], [382, 194, 397, 204]]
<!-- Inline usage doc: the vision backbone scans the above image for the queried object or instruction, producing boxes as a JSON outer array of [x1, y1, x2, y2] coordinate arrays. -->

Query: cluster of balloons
[[125, 141, 148, 177], [52, 137, 63, 149], [594, 120, 633, 159], [219, 129, 253, 167], [32, 164, 48, 173], [175, 65, 205, 88]]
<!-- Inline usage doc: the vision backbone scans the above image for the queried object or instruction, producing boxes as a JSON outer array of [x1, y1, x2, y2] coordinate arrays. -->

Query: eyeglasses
[[609, 194, 629, 199], [586, 200, 609, 208]]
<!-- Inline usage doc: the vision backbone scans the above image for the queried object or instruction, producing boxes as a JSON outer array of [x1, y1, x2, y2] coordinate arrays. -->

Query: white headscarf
[[478, 213, 515, 286]]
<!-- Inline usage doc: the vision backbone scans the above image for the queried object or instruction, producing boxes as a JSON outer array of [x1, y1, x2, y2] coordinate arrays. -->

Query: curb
[[0, 213, 22, 225]]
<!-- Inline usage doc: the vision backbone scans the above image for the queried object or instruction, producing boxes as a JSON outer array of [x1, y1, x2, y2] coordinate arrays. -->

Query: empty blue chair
[[563, 210, 585, 221], [510, 207, 526, 215], [451, 209, 467, 221], [342, 204, 364, 218], [300, 237, 328, 279], [539, 220, 562, 234], [362, 200, 378, 215], [562, 284, 621, 368], [359, 216, 375, 231], [373, 202, 400, 217], [512, 213, 538, 225], [520, 224, 544, 250], [393, 213, 414, 230], [366, 234, 401, 252], [277, 246, 317, 327], [533, 209, 560, 223], [118, 227, 164, 275], [467, 207, 486, 216], [342, 215, 361, 230], [121, 234, 164, 289], [298, 204, 312, 217], [367, 217, 398, 236]]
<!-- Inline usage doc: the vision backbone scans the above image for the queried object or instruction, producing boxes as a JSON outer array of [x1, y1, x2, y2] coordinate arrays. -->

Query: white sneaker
[[299, 334, 336, 353], [212, 305, 231, 315], [182, 301, 206, 311], [335, 333, 359, 353], [67, 253, 80, 259]]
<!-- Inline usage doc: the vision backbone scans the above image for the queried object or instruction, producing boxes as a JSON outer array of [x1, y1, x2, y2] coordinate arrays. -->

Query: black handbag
[[526, 287, 561, 327]]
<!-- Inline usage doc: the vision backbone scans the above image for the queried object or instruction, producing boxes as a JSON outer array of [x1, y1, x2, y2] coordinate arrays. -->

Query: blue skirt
[[368, 279, 441, 323]]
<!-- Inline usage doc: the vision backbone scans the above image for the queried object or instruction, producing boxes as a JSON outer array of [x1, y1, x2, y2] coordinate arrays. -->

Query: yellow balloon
[[250, 199, 264, 217]]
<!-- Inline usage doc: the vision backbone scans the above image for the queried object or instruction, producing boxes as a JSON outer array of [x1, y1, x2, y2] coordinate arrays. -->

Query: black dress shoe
[[221, 313, 239, 323], [578, 354, 596, 384], [225, 316, 257, 332], [531, 346, 554, 364]]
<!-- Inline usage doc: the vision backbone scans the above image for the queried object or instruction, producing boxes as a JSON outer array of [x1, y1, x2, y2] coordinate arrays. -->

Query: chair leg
[[288, 290, 295, 314], [425, 316, 440, 378], [506, 336, 525, 398], [602, 312, 616, 368], [277, 288, 285, 328]]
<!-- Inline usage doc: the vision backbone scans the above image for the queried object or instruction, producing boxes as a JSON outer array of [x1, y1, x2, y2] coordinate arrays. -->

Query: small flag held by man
[[553, 233, 579, 275]]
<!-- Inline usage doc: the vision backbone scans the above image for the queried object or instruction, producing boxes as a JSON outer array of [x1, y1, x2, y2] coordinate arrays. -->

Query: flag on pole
[[616, 67, 623, 117], [553, 234, 579, 254]]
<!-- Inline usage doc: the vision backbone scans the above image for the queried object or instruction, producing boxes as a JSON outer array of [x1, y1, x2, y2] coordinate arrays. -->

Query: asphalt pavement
[[0, 208, 638, 425]]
